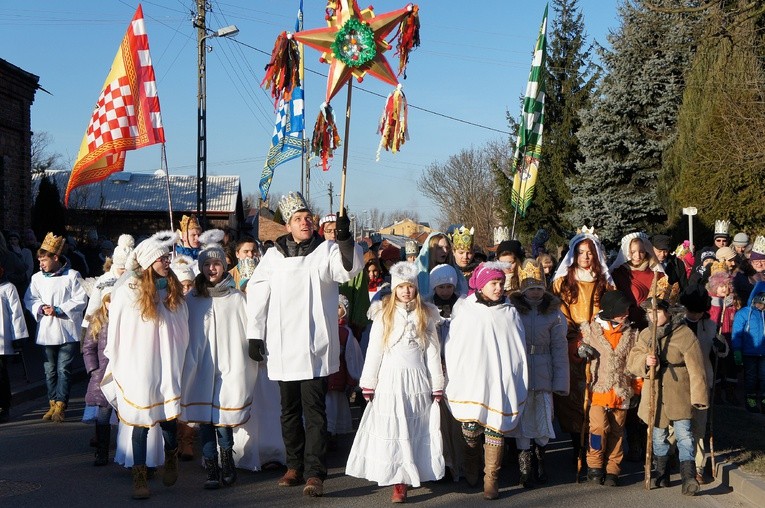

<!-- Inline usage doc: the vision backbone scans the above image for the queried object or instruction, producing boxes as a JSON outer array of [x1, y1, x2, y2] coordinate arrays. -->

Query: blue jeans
[[131, 420, 178, 466], [42, 343, 79, 403], [199, 424, 234, 460], [96, 405, 113, 425], [743, 356, 765, 396], [653, 420, 694, 462]]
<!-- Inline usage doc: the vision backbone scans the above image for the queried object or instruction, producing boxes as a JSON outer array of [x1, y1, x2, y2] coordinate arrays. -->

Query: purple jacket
[[83, 324, 109, 407]]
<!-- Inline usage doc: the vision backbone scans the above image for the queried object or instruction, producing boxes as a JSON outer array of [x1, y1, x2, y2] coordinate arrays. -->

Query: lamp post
[[682, 206, 698, 253], [195, 3, 238, 227]]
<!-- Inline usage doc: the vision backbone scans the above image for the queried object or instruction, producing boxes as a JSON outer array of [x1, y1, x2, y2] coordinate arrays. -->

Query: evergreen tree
[[31, 175, 67, 239], [567, 0, 702, 246]]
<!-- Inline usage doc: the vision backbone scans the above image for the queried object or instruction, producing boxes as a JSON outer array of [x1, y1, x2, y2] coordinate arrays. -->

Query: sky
[[1, 0, 619, 228]]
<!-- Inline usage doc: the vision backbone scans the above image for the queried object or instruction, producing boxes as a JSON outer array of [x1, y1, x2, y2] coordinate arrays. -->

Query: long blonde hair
[[380, 285, 430, 349], [87, 293, 111, 340], [132, 267, 184, 322]]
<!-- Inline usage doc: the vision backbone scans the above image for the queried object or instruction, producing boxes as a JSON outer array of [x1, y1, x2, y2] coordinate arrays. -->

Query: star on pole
[[293, 0, 414, 102]]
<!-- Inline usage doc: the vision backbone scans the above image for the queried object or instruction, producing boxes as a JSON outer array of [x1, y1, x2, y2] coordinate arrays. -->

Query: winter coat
[[685, 316, 718, 390], [627, 317, 709, 428], [509, 293, 569, 395], [83, 324, 109, 407], [581, 319, 639, 408], [732, 280, 765, 356], [612, 263, 665, 331]]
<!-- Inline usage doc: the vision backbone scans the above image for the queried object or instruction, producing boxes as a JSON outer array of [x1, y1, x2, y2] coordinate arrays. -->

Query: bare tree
[[31, 132, 67, 173]]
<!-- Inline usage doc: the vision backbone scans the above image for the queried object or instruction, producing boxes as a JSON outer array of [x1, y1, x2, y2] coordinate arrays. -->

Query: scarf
[[208, 273, 235, 297]]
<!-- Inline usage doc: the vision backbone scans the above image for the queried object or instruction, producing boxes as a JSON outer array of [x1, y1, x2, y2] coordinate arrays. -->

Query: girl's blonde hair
[[131, 267, 184, 322], [380, 284, 430, 349], [428, 233, 455, 271], [87, 293, 111, 340]]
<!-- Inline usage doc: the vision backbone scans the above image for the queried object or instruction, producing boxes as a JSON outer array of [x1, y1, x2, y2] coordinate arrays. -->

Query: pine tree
[[31, 175, 67, 239]]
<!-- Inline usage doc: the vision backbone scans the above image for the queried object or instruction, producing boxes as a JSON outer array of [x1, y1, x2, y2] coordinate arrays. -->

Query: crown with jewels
[[714, 219, 731, 237], [646, 276, 681, 307], [179, 214, 201, 234], [405, 240, 419, 256], [709, 260, 728, 276], [751, 235, 765, 256], [493, 226, 510, 246], [519, 261, 545, 291], [450, 226, 474, 250], [278, 191, 310, 223], [40, 232, 65, 255]]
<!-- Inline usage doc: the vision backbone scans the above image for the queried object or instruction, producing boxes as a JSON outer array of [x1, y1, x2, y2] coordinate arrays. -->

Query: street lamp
[[682, 207, 697, 253], [196, 16, 239, 227]]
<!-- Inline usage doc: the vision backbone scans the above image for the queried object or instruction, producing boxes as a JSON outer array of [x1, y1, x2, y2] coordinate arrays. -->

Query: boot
[[533, 444, 548, 484], [725, 384, 739, 406], [587, 467, 604, 484], [654, 455, 670, 488], [463, 443, 483, 488], [42, 400, 56, 421], [695, 467, 707, 485], [483, 443, 504, 500], [162, 448, 179, 486], [219, 447, 237, 486], [94, 424, 111, 466], [518, 449, 533, 488], [132, 465, 150, 499], [51, 401, 66, 423], [680, 460, 699, 496], [204, 456, 221, 489], [391, 483, 407, 503], [177, 422, 195, 461]]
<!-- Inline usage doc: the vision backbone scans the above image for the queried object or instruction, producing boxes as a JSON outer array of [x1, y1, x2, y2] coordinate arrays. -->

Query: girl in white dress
[[346, 262, 445, 503]]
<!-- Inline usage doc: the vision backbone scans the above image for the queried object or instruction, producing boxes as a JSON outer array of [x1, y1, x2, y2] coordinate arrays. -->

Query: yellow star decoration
[[293, 0, 414, 102]]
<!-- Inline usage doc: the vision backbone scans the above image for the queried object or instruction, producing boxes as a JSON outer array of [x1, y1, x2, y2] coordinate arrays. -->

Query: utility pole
[[195, 0, 208, 227], [328, 182, 334, 213]]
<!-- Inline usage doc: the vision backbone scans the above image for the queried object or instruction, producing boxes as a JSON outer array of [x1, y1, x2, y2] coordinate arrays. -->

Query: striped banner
[[511, 4, 547, 217]]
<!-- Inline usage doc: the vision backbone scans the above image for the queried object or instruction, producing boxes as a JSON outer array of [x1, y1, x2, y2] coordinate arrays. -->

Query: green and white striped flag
[[511, 4, 547, 217]]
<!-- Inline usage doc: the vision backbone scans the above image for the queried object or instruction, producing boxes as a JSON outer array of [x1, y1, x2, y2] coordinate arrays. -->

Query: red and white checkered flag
[[65, 4, 164, 205]]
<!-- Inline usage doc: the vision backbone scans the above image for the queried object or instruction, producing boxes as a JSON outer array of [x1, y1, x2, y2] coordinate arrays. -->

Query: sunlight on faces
[[323, 223, 337, 241], [185, 228, 202, 249], [752, 259, 765, 272], [152, 254, 171, 277], [629, 239, 647, 265], [434, 283, 455, 300], [181, 280, 194, 295], [286, 210, 314, 243], [715, 237, 729, 247], [338, 304, 345, 319], [367, 264, 380, 280], [480, 279, 505, 302], [37, 254, 60, 273], [236, 242, 256, 260], [653, 247, 668, 263], [646, 307, 669, 326], [498, 254, 516, 272], [432, 237, 450, 264], [540, 258, 554, 275], [715, 284, 731, 297], [203, 258, 225, 284], [734, 245, 747, 255], [725, 258, 737, 270], [454, 249, 473, 268], [576, 242, 594, 270], [395, 282, 417, 304]]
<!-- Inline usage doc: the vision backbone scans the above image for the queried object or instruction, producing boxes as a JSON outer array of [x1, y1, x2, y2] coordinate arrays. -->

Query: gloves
[[713, 336, 729, 358], [628, 396, 640, 409], [335, 209, 351, 241], [734, 350, 743, 366], [248, 339, 266, 362], [432, 390, 443, 403], [577, 343, 599, 361], [335, 209, 355, 271], [362, 387, 375, 402]]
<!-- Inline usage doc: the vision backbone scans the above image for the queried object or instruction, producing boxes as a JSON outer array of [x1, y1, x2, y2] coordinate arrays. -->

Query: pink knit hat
[[468, 262, 507, 295]]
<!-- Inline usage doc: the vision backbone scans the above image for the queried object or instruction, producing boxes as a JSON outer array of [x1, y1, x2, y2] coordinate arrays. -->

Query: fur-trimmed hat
[[389, 261, 419, 290], [111, 234, 135, 270], [469, 261, 508, 292], [197, 229, 227, 271], [598, 290, 631, 320], [170, 254, 196, 283], [430, 264, 458, 289], [130, 231, 179, 271]]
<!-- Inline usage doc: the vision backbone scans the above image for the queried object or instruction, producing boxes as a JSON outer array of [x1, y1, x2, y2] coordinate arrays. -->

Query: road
[[0, 380, 756, 507]]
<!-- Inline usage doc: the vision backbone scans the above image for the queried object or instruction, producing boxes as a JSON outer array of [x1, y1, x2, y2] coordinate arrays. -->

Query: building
[[378, 218, 432, 237], [0, 59, 39, 232]]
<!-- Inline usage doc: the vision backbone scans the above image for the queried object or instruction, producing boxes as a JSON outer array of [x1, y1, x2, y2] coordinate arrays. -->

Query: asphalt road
[[0, 380, 756, 508]]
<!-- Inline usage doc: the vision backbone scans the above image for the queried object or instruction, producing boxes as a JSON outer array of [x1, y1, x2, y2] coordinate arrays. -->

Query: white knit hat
[[197, 229, 227, 271], [129, 231, 178, 271], [429, 264, 457, 288], [111, 234, 135, 270], [170, 254, 196, 283], [389, 261, 419, 290]]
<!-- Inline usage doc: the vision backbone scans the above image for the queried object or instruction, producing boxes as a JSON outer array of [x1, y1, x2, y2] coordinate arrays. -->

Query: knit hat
[[699, 248, 717, 264], [732, 232, 749, 248], [519, 261, 545, 292], [715, 246, 736, 262], [171, 255, 196, 283], [469, 261, 508, 292], [197, 229, 227, 271], [111, 234, 135, 270], [679, 284, 711, 313], [379, 244, 402, 263], [598, 290, 631, 320], [496, 240, 524, 260], [651, 234, 671, 251], [130, 231, 179, 271], [389, 262, 419, 290], [751, 236, 765, 261], [430, 264, 458, 289]]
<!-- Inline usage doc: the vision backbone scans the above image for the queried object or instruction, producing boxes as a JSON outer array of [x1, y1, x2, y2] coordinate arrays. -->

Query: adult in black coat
[[652, 234, 688, 291]]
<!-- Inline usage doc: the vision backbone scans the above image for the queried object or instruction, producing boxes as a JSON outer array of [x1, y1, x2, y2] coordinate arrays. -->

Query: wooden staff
[[577, 360, 592, 483], [338, 80, 353, 216], [644, 271, 659, 490], [709, 298, 727, 479]]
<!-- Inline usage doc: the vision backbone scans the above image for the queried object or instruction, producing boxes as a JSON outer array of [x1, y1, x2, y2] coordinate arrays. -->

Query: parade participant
[[326, 295, 362, 441], [171, 255, 196, 296], [405, 240, 419, 263], [83, 234, 134, 328], [246, 191, 362, 497], [551, 227, 614, 465], [733, 236, 765, 304], [652, 234, 688, 291], [0, 258, 29, 424], [415, 232, 469, 298], [674, 240, 695, 279], [430, 264, 459, 329], [627, 284, 708, 497], [495, 239, 526, 293], [711, 220, 731, 249], [509, 262, 568, 488], [319, 214, 337, 242], [688, 248, 718, 289], [536, 253, 556, 288], [732, 281, 765, 413], [731, 233, 750, 258], [24, 232, 87, 423], [100, 231, 189, 499], [182, 231, 252, 489], [340, 250, 380, 354], [716, 246, 738, 272], [379, 243, 402, 280], [229, 236, 258, 291], [451, 226, 478, 280], [346, 262, 444, 502], [176, 214, 203, 260], [445, 261, 528, 500], [706, 266, 739, 405]]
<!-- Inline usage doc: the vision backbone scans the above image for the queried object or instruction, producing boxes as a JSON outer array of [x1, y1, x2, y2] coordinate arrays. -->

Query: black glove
[[577, 343, 599, 361], [713, 336, 729, 358], [335, 209, 351, 241], [248, 339, 265, 362], [335, 208, 355, 271]]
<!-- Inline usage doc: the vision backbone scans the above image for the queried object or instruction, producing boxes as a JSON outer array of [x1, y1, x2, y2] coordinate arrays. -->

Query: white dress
[[345, 301, 445, 487]]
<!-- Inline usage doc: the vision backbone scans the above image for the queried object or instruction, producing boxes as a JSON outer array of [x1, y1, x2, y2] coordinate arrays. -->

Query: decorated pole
[[340, 80, 353, 212], [644, 271, 659, 490]]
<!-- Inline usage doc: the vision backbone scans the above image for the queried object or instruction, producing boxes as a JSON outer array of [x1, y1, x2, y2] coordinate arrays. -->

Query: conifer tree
[[31, 174, 67, 238]]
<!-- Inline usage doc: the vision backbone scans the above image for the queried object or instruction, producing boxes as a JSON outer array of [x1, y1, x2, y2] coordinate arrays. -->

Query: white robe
[[246, 239, 362, 381], [24, 266, 87, 346], [0, 281, 29, 354], [101, 279, 189, 427], [444, 294, 528, 434], [181, 288, 253, 426]]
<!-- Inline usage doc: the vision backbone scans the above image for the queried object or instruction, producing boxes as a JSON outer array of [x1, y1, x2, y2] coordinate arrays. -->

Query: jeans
[[199, 424, 234, 460], [42, 342, 79, 403], [96, 405, 113, 426], [132, 420, 178, 466], [653, 419, 694, 462], [743, 355, 765, 396], [278, 377, 328, 479]]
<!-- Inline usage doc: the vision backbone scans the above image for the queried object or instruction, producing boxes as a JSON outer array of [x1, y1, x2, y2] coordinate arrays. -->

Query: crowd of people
[[1, 200, 764, 502]]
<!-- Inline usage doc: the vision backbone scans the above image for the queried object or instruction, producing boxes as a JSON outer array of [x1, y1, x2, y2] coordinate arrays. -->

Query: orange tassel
[[395, 5, 420, 78], [376, 85, 408, 161], [311, 103, 341, 171], [261, 31, 301, 108]]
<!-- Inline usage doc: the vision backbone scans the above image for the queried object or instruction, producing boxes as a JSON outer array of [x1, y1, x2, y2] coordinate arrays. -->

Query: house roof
[[258, 215, 286, 242], [32, 170, 240, 214]]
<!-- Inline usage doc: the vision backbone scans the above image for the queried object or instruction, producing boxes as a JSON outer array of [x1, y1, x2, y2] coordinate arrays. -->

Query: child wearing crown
[[23, 232, 88, 423], [176, 214, 203, 260], [451, 226, 478, 280]]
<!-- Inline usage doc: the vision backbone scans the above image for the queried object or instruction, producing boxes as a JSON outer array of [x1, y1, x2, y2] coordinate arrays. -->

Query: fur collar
[[508, 292, 560, 315], [581, 320, 638, 402]]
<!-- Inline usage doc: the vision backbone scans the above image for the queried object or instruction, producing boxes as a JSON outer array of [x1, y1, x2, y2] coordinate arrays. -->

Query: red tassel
[[261, 31, 301, 108], [395, 4, 420, 78], [376, 85, 408, 160], [311, 103, 342, 171]]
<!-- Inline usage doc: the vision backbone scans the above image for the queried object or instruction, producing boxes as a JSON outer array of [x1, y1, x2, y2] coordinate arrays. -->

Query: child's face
[[541, 259, 553, 274], [236, 242, 257, 260], [480, 279, 504, 302], [203, 259, 225, 284], [454, 249, 473, 268], [498, 254, 516, 273], [367, 265, 380, 280], [715, 284, 730, 297], [152, 254, 171, 277], [523, 287, 545, 302], [434, 283, 455, 300], [38, 254, 59, 273], [647, 308, 669, 326], [395, 283, 417, 304], [181, 280, 194, 295], [432, 238, 450, 264], [338, 305, 345, 320]]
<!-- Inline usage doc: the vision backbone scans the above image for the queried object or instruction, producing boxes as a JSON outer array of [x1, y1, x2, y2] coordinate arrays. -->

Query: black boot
[[533, 444, 548, 484], [654, 455, 670, 488], [204, 456, 221, 489], [587, 467, 604, 484], [518, 449, 533, 488], [94, 424, 111, 466], [680, 460, 699, 496], [220, 447, 237, 486]]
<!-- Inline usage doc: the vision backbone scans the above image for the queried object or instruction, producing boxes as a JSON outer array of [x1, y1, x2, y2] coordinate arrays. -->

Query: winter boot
[[680, 460, 699, 496], [391, 483, 407, 503], [162, 448, 179, 486], [603, 473, 619, 486], [463, 443, 483, 488], [725, 384, 739, 406], [132, 465, 150, 499], [177, 422, 196, 461], [533, 444, 548, 484], [483, 443, 504, 500], [695, 467, 707, 485], [746, 394, 759, 413], [587, 467, 604, 484], [518, 449, 533, 488], [220, 447, 237, 486], [654, 455, 670, 488], [51, 401, 66, 423], [42, 400, 56, 421], [204, 456, 221, 489], [94, 424, 111, 466]]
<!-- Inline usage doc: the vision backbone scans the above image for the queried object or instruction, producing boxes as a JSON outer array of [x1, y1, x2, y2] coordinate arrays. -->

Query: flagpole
[[339, 80, 353, 215], [161, 144, 174, 232], [298, 1, 306, 197], [510, 153, 525, 240]]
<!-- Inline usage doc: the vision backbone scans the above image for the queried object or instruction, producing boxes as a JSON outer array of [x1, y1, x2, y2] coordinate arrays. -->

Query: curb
[[715, 460, 765, 506]]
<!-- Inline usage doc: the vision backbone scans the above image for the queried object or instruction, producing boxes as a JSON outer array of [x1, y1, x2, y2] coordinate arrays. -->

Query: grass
[[709, 401, 765, 476]]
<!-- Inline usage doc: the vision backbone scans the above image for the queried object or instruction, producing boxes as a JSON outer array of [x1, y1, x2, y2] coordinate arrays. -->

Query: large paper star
[[293, 0, 414, 102]]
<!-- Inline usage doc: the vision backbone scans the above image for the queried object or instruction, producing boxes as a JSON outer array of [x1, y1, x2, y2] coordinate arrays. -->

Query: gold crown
[[709, 260, 728, 276], [278, 191, 310, 223], [450, 226, 474, 250], [179, 214, 201, 233], [40, 232, 65, 255], [519, 261, 545, 291], [648, 276, 680, 305]]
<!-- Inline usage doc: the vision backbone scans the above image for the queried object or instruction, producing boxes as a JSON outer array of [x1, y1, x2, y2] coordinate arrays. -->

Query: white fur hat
[[197, 229, 227, 271], [429, 264, 457, 288], [389, 261, 419, 290], [170, 254, 196, 283], [111, 234, 135, 270], [129, 231, 178, 271]]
